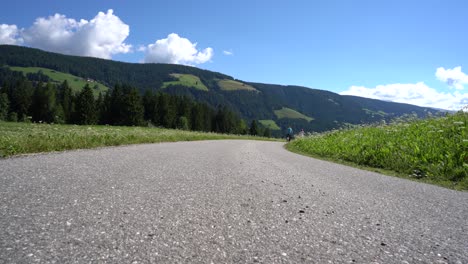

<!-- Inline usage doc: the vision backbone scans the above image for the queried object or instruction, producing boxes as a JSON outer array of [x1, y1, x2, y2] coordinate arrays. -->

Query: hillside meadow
[[9, 66, 109, 95], [0, 122, 274, 158], [288, 111, 468, 190]]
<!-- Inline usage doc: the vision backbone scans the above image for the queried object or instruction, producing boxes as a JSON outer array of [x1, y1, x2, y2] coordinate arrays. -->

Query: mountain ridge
[[0, 45, 444, 134]]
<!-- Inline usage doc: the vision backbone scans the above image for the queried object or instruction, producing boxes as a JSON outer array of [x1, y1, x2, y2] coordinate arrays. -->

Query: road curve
[[1, 140, 467, 263]]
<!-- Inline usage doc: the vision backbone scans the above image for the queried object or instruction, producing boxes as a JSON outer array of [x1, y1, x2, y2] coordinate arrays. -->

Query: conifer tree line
[[0, 68, 270, 136]]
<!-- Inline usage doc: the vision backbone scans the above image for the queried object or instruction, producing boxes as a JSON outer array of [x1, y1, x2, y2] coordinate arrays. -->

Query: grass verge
[[287, 112, 468, 191], [0, 122, 275, 158]]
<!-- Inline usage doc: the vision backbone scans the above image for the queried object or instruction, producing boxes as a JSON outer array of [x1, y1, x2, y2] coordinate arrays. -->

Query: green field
[[8, 66, 109, 95], [287, 112, 468, 190], [218, 79, 258, 92], [259, 119, 281, 130], [274, 107, 314, 122], [0, 122, 276, 157], [162, 73, 208, 91]]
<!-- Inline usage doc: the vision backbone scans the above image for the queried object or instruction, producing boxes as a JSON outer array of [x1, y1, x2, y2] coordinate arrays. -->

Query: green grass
[[218, 79, 258, 92], [274, 107, 314, 122], [287, 112, 468, 190], [0, 122, 276, 157], [162, 73, 208, 91], [259, 119, 281, 130], [8, 66, 109, 95]]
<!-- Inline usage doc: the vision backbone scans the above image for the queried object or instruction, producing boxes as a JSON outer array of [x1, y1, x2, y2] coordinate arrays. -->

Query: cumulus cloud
[[340, 82, 468, 111], [0, 24, 22, 44], [143, 33, 213, 65], [435, 66, 468, 90], [10, 10, 131, 59]]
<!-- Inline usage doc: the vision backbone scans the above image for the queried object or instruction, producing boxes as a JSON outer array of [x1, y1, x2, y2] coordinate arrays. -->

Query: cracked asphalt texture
[[1, 140, 467, 263]]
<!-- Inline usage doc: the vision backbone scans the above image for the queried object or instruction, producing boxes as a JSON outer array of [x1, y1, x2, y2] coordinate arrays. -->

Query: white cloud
[[143, 33, 213, 65], [19, 9, 131, 59], [340, 82, 468, 111], [223, 50, 233, 56], [0, 24, 22, 45], [435, 66, 468, 90]]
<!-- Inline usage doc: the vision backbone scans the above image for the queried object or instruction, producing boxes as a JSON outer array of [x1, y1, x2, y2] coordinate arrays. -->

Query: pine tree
[[99, 91, 112, 124], [0, 93, 9, 120], [31, 82, 57, 123], [249, 120, 259, 136], [110, 84, 124, 125], [74, 84, 97, 125], [121, 85, 144, 126], [177, 116, 189, 130], [59, 80, 73, 123], [190, 103, 204, 131], [142, 90, 156, 123], [12, 79, 33, 121]]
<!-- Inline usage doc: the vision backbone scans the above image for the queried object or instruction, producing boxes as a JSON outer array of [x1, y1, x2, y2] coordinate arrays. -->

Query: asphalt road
[[1, 140, 467, 263]]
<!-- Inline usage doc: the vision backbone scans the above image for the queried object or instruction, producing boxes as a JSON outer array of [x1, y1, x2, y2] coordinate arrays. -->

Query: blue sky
[[1, 0, 467, 110]]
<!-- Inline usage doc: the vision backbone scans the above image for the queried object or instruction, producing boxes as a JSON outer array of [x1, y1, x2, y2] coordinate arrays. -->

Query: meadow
[[9, 66, 109, 95], [0, 122, 272, 158], [274, 107, 314, 122], [259, 119, 281, 130], [162, 73, 208, 91], [288, 111, 468, 190], [217, 79, 258, 92]]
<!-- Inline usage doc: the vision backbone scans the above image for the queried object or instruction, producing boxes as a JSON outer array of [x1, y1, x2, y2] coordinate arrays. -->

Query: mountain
[[0, 45, 444, 134]]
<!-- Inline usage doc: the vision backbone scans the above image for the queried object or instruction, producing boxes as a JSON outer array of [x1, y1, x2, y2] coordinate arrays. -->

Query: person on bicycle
[[286, 126, 293, 141]]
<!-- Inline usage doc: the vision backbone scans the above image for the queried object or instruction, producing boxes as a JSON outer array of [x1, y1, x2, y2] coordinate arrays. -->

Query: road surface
[[1, 140, 467, 263]]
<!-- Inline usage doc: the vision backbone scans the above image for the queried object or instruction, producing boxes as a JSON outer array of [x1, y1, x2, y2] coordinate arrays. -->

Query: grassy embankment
[[0, 122, 275, 158], [287, 112, 468, 190]]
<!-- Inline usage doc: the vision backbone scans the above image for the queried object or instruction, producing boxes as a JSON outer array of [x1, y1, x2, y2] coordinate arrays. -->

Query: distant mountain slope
[[8, 66, 109, 96], [0, 45, 444, 133]]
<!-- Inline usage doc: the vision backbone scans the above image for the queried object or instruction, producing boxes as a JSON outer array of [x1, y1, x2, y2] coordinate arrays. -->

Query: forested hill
[[0, 45, 444, 134], [0, 45, 231, 90]]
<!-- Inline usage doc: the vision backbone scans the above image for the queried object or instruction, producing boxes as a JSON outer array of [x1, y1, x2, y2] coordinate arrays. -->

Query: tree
[[177, 116, 189, 130], [249, 120, 259, 136], [74, 84, 97, 125], [31, 82, 57, 123], [238, 119, 248, 135], [157, 93, 176, 128], [0, 93, 9, 120], [58, 80, 74, 123], [120, 85, 144, 126], [109, 84, 124, 125], [142, 90, 158, 124], [263, 127, 271, 138], [11, 79, 33, 121], [190, 103, 204, 131]]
